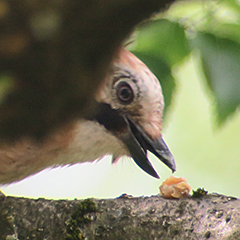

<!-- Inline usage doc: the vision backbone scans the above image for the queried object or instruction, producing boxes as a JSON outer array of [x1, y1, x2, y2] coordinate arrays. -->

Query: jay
[[0, 48, 176, 184]]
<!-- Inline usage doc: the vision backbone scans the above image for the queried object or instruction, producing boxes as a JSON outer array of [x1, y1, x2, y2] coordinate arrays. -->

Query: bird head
[[95, 48, 176, 178]]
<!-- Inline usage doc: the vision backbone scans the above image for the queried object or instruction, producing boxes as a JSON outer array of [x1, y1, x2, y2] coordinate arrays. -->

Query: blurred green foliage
[[193, 32, 240, 123], [131, 19, 190, 113], [129, 0, 240, 125]]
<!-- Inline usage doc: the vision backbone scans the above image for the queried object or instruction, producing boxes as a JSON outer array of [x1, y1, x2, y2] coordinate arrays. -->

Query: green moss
[[0, 206, 16, 237], [192, 188, 208, 198], [65, 199, 97, 240]]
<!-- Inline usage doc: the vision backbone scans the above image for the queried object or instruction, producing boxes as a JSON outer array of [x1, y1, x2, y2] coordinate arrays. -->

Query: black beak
[[89, 102, 176, 179], [120, 117, 176, 179]]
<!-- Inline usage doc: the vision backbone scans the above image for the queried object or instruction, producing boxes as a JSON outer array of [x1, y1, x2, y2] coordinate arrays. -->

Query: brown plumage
[[0, 48, 176, 184]]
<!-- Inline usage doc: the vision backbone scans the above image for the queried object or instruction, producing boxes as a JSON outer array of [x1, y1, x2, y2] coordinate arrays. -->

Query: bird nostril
[[116, 81, 134, 105]]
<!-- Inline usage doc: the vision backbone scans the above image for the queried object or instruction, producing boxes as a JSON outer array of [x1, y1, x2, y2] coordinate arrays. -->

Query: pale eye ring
[[116, 81, 134, 105]]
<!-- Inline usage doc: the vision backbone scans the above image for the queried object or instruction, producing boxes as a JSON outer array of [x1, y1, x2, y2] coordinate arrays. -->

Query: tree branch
[[0, 194, 239, 239]]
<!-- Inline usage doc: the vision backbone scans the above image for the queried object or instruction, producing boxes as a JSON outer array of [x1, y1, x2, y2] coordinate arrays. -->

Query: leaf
[[192, 32, 240, 123], [134, 19, 190, 66], [225, 0, 240, 13], [129, 19, 190, 115], [132, 51, 175, 115], [210, 23, 240, 45]]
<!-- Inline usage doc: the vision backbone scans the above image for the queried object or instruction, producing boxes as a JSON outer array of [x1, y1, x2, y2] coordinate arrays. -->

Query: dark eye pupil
[[116, 82, 134, 105], [120, 88, 131, 100]]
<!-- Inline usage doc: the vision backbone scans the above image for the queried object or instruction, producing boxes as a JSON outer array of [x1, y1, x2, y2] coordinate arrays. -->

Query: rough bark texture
[[0, 194, 240, 240], [0, 0, 175, 141]]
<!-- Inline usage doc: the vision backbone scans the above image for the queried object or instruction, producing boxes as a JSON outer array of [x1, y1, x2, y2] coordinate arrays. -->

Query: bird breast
[[0, 120, 128, 184]]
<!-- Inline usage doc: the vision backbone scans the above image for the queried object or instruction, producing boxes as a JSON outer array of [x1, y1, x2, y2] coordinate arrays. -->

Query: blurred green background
[[2, 0, 240, 199]]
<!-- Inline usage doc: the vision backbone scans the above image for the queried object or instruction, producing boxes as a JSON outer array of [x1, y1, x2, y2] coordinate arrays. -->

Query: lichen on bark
[[0, 194, 240, 240]]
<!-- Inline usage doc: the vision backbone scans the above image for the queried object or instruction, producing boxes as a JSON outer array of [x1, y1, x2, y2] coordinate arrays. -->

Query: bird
[[0, 48, 176, 184]]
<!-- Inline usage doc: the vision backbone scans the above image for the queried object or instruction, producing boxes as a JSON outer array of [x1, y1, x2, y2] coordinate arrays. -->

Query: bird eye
[[116, 81, 134, 105]]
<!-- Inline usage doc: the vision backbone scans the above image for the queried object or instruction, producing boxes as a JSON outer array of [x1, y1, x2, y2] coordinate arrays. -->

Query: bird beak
[[119, 117, 176, 179]]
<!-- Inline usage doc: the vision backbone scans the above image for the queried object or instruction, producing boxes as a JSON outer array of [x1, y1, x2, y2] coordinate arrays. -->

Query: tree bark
[[0, 0, 175, 141], [0, 193, 240, 240]]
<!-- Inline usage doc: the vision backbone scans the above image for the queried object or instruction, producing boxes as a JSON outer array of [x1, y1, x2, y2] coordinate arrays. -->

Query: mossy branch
[[0, 194, 240, 240]]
